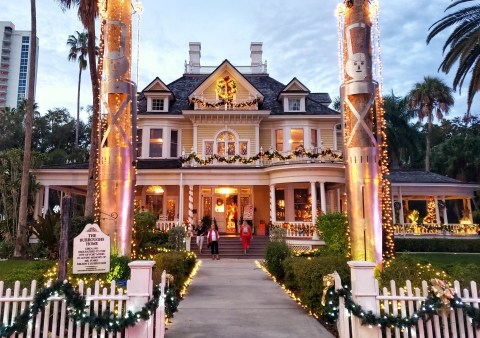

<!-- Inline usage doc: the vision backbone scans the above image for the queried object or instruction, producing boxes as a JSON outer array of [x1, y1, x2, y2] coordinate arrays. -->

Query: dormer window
[[152, 98, 165, 111], [288, 98, 301, 111]]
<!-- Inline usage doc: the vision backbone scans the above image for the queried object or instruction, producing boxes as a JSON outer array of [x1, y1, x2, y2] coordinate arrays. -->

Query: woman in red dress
[[240, 221, 252, 254]]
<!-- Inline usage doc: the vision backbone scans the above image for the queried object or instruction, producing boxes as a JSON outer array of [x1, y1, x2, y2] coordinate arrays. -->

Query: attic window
[[288, 98, 301, 111], [152, 98, 165, 111]]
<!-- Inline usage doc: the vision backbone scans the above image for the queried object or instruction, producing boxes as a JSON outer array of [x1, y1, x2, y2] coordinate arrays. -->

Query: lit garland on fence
[[181, 148, 343, 166], [0, 281, 165, 336], [323, 281, 480, 330], [190, 97, 260, 109]]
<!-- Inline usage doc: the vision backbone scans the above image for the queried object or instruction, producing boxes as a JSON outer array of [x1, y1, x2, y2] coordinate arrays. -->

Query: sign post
[[73, 223, 111, 274]]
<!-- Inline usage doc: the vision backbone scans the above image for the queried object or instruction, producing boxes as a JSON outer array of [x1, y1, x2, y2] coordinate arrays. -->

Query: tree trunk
[[75, 65, 82, 148], [14, 0, 36, 258], [84, 18, 99, 217], [58, 195, 72, 281], [425, 113, 432, 172]]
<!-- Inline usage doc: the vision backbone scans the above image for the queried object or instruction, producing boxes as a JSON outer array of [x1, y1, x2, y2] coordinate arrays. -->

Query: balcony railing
[[270, 221, 318, 238], [394, 223, 479, 236], [181, 148, 344, 167]]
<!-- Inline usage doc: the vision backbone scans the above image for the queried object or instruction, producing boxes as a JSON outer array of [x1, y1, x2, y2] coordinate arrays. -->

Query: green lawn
[[0, 260, 55, 288], [398, 252, 480, 269]]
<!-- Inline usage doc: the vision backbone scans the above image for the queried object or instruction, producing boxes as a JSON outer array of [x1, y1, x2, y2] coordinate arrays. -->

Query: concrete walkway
[[165, 259, 334, 338]]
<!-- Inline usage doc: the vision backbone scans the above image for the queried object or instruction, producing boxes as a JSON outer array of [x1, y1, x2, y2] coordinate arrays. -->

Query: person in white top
[[207, 225, 220, 260]]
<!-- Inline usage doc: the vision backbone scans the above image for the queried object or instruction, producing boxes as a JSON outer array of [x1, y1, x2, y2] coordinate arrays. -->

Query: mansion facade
[[34, 43, 478, 236]]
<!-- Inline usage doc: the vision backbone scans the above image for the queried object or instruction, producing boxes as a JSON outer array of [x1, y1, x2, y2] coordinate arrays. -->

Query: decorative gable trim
[[188, 60, 264, 102]]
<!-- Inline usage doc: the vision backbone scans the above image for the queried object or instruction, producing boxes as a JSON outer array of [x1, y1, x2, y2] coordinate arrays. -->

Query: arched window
[[216, 131, 236, 156]]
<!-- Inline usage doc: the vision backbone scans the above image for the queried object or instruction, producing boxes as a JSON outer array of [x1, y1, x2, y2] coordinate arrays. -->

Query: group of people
[[185, 221, 253, 259]]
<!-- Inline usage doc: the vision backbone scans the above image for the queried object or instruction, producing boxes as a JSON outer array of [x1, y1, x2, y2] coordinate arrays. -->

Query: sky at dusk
[[1, 0, 478, 121]]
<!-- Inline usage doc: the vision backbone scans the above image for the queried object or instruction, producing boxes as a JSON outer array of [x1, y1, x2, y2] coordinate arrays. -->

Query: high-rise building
[[0, 21, 38, 109]]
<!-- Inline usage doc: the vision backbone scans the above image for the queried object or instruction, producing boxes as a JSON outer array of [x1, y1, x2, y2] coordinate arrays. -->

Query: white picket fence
[[0, 261, 166, 338], [335, 271, 480, 338]]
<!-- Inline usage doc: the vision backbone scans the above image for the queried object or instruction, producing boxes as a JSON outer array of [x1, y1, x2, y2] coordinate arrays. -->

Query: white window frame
[[147, 96, 168, 112], [284, 96, 306, 112], [202, 129, 249, 157]]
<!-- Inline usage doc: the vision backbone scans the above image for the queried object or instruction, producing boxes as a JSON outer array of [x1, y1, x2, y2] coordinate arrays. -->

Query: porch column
[[398, 187, 404, 225], [188, 185, 194, 224], [337, 188, 341, 213], [320, 182, 326, 214], [310, 181, 317, 223], [33, 190, 41, 220], [442, 196, 448, 224], [434, 196, 440, 224], [465, 198, 473, 223], [43, 185, 50, 216], [391, 190, 396, 224], [193, 124, 198, 153], [270, 184, 276, 223], [179, 174, 184, 223]]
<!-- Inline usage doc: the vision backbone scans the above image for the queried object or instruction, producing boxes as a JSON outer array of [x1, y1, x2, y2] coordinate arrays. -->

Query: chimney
[[250, 42, 263, 69], [189, 42, 201, 73]]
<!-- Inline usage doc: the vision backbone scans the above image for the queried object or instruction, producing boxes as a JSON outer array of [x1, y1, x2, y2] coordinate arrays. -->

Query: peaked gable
[[282, 77, 310, 93], [143, 77, 171, 93], [188, 60, 264, 102]]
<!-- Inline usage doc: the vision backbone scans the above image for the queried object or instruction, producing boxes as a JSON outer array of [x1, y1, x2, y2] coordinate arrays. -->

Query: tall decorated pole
[[339, 0, 382, 265], [99, 0, 137, 256]]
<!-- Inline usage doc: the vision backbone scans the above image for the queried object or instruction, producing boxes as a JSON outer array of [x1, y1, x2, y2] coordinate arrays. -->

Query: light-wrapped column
[[99, 0, 136, 256], [340, 0, 382, 264], [188, 185, 194, 224]]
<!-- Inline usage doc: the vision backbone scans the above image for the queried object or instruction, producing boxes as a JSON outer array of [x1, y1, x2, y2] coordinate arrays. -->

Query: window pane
[[152, 98, 164, 111], [290, 129, 304, 150], [227, 142, 235, 156], [150, 129, 163, 157], [205, 141, 213, 155], [137, 129, 142, 157], [239, 141, 248, 156], [311, 129, 317, 148], [294, 188, 309, 221], [275, 188, 285, 221], [217, 142, 225, 156], [170, 130, 178, 157], [288, 99, 301, 111], [275, 129, 283, 151]]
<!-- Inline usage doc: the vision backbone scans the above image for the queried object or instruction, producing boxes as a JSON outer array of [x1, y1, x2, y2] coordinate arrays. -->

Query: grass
[[398, 252, 480, 269], [0, 260, 55, 289]]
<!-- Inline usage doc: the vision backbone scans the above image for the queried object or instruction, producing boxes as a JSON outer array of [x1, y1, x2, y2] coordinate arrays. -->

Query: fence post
[[126, 260, 155, 338], [348, 261, 381, 338]]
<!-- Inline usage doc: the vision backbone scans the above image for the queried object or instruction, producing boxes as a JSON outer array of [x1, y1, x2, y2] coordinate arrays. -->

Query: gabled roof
[[142, 77, 175, 99], [187, 60, 264, 102], [389, 170, 464, 184], [280, 77, 310, 94]]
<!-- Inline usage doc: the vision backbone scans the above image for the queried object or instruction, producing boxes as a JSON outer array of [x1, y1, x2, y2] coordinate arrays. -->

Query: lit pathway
[[165, 259, 334, 338]]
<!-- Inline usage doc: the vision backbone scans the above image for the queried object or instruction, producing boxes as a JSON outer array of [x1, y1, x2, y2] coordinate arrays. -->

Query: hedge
[[395, 237, 480, 253], [152, 251, 196, 295]]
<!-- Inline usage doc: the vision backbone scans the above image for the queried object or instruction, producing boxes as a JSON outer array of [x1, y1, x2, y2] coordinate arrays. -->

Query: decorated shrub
[[283, 255, 349, 314], [167, 226, 186, 250], [264, 240, 290, 280], [317, 212, 349, 256], [152, 250, 196, 295]]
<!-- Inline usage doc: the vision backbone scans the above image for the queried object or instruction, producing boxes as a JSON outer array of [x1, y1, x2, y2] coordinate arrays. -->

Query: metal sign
[[73, 223, 110, 274]]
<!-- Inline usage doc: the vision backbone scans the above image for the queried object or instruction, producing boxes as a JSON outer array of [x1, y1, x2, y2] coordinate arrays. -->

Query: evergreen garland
[[323, 285, 480, 330], [181, 148, 343, 166], [0, 281, 165, 336], [164, 288, 179, 318]]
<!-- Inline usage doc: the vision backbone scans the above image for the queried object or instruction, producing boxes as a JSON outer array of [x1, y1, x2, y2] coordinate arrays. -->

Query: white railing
[[271, 222, 317, 238], [0, 262, 166, 338], [335, 270, 480, 338], [156, 221, 178, 231], [394, 223, 479, 236]]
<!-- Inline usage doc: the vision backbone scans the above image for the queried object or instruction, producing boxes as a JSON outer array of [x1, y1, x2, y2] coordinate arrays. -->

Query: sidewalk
[[165, 259, 334, 338]]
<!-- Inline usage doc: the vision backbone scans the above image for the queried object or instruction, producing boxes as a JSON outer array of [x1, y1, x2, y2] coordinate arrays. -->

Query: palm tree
[[406, 76, 454, 172], [14, 0, 37, 257], [427, 0, 480, 117], [383, 91, 423, 169], [57, 0, 100, 217], [67, 31, 88, 148]]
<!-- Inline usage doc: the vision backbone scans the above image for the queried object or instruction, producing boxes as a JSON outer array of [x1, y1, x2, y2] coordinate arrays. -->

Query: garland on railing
[[323, 277, 480, 330], [190, 97, 260, 109], [0, 280, 169, 336], [180, 148, 343, 166]]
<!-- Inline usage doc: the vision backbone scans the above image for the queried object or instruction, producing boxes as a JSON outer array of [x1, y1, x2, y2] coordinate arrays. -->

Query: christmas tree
[[423, 197, 436, 223]]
